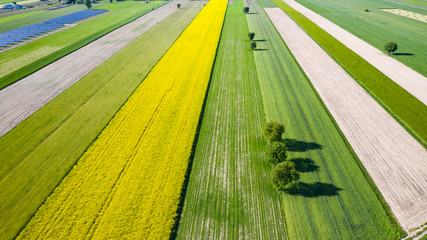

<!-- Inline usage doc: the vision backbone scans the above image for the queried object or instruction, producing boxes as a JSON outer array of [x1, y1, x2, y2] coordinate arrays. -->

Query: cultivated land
[[0, 4, 93, 32], [17, 0, 227, 238], [381, 8, 427, 23], [0, 0, 167, 89], [0, 0, 186, 138], [0, 3, 203, 239], [265, 6, 427, 231], [244, 0, 403, 239], [284, 0, 427, 105], [176, 0, 286, 239], [273, 0, 427, 147], [294, 0, 427, 77]]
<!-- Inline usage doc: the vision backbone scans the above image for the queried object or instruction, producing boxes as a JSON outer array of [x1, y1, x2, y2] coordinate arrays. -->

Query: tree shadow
[[246, 12, 259, 14], [393, 53, 414, 56], [291, 158, 319, 173], [283, 182, 342, 197], [253, 39, 267, 42], [283, 138, 323, 152], [254, 48, 268, 51]]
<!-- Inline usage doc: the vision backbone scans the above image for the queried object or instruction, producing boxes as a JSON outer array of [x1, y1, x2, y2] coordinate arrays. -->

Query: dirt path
[[282, 0, 427, 105], [265, 7, 427, 231], [0, 0, 186, 138]]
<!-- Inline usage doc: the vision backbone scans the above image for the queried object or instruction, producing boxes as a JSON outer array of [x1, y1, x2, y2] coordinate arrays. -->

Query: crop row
[[16, 0, 227, 238], [0, 3, 203, 239], [176, 0, 287, 238]]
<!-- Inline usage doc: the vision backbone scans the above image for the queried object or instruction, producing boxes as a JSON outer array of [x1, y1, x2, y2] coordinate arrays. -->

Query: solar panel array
[[0, 9, 108, 47]]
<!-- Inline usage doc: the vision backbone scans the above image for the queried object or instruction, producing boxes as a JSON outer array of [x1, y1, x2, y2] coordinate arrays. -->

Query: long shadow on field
[[253, 39, 267, 42], [393, 53, 414, 56], [254, 48, 268, 51], [283, 138, 322, 152], [283, 182, 342, 197], [291, 158, 319, 173]]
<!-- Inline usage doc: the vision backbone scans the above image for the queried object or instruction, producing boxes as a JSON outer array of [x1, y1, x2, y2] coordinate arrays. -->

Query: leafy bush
[[248, 32, 255, 40], [364, 9, 369, 12], [263, 121, 284, 142], [384, 41, 398, 55], [272, 161, 299, 190], [267, 142, 287, 165], [250, 41, 256, 50], [243, 7, 249, 13], [177, 3, 181, 8]]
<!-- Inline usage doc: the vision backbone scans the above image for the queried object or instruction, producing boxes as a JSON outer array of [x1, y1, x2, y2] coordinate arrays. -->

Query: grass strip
[[0, 0, 168, 90], [245, 0, 405, 238], [175, 0, 287, 238], [15, 0, 227, 238], [274, 0, 427, 147], [0, 3, 203, 239]]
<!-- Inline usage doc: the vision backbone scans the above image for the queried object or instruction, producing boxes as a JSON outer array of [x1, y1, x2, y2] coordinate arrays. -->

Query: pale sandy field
[[382, 8, 427, 23]]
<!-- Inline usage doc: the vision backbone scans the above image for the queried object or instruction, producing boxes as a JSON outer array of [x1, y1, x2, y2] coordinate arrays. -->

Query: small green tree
[[263, 121, 285, 143], [109, 0, 112, 3], [250, 41, 257, 50], [272, 161, 300, 190], [243, 7, 249, 13], [364, 8, 369, 12], [248, 32, 255, 40], [267, 142, 287, 165], [84, 0, 91, 9], [177, 3, 181, 8], [384, 41, 398, 55]]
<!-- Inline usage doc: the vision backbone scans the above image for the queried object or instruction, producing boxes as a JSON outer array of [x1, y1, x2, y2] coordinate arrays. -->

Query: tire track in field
[[282, 0, 427, 105], [0, 0, 187, 138], [266, 7, 427, 230]]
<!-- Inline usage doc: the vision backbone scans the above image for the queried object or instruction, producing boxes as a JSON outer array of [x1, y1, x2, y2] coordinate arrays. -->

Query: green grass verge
[[0, 3, 203, 239], [274, 0, 427, 147], [245, 0, 405, 239], [294, 0, 427, 77], [175, 0, 287, 238], [0, 0, 168, 90]]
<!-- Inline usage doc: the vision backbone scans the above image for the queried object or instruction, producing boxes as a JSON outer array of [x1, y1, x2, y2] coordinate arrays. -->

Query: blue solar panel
[[0, 9, 108, 47]]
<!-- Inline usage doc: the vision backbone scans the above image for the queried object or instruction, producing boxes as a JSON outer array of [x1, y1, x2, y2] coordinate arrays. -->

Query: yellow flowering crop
[[17, 0, 227, 239]]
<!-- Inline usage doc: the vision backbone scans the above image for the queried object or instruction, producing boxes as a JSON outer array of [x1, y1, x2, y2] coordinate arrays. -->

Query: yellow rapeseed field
[[17, 0, 227, 239]]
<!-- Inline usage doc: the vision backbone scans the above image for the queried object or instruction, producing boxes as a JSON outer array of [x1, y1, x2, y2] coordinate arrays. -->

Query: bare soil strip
[[265, 7, 427, 231], [0, 0, 185, 138], [282, 0, 427, 105], [381, 8, 427, 23]]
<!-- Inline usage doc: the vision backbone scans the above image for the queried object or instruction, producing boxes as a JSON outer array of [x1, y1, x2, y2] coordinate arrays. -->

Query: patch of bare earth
[[265, 7, 427, 231], [381, 8, 427, 23], [282, 0, 427, 105], [0, 0, 187, 138]]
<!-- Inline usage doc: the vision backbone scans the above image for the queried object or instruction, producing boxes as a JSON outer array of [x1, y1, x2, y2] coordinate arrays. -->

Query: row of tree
[[262, 121, 300, 190]]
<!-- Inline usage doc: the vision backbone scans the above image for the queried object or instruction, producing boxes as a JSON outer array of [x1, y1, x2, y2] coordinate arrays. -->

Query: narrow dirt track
[[282, 0, 427, 105], [0, 0, 186, 138], [265, 7, 427, 231]]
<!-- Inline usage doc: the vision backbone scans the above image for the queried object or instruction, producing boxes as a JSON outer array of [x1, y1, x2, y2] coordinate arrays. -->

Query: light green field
[[295, 0, 427, 77], [273, 0, 427, 147], [175, 1, 287, 238], [0, 0, 167, 89], [0, 3, 203, 239], [245, 0, 405, 239]]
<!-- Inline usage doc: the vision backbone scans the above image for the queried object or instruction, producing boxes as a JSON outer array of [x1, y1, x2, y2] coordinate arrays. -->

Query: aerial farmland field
[[0, 0, 426, 238]]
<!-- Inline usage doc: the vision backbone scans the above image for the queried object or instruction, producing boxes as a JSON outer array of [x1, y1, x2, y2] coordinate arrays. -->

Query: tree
[[84, 0, 91, 9], [177, 3, 181, 8], [384, 41, 398, 55], [267, 142, 287, 165], [243, 7, 249, 13], [248, 32, 255, 40], [272, 161, 300, 190], [250, 41, 257, 50], [263, 121, 285, 143], [109, 0, 112, 3]]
